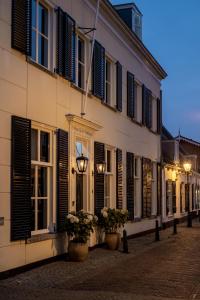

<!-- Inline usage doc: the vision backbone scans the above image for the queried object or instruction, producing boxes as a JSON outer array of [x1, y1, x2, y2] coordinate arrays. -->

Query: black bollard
[[187, 212, 192, 228], [199, 211, 200, 223], [155, 220, 160, 241], [123, 229, 129, 253], [173, 218, 178, 234]]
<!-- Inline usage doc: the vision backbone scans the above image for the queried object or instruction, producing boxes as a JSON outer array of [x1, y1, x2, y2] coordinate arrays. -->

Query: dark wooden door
[[76, 174, 83, 212]]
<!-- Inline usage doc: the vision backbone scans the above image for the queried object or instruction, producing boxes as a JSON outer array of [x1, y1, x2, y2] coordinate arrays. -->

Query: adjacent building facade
[[0, 0, 166, 272], [162, 127, 200, 225]]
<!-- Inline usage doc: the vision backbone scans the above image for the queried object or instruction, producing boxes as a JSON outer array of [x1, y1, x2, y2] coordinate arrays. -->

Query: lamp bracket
[[78, 27, 96, 35], [72, 167, 77, 175]]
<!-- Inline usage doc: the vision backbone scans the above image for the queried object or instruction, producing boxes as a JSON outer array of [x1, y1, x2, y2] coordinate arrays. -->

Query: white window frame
[[104, 146, 113, 208], [134, 156, 140, 217], [76, 34, 86, 90], [31, 0, 51, 70], [31, 125, 53, 235], [105, 55, 115, 106]]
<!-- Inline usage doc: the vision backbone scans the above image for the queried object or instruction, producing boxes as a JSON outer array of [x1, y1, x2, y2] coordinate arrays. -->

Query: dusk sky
[[112, 0, 200, 141]]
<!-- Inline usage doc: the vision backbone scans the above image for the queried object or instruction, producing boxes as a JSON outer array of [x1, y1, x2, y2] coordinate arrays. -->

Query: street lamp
[[183, 161, 192, 227]]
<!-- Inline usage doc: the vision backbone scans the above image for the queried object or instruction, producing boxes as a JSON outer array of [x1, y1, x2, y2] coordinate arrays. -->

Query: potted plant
[[65, 210, 98, 261], [98, 207, 128, 250]]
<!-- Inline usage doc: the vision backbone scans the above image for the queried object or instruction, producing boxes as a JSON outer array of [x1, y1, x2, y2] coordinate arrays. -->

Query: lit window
[[105, 58, 112, 105], [31, 0, 49, 69], [76, 36, 85, 89], [31, 128, 52, 233]]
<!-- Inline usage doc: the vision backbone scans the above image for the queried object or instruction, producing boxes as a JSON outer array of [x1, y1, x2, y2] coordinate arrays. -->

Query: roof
[[175, 135, 200, 148], [113, 2, 143, 16], [162, 126, 174, 140], [101, 0, 167, 80]]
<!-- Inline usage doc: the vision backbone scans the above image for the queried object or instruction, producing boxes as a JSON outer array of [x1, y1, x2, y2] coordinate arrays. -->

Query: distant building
[[162, 127, 200, 225]]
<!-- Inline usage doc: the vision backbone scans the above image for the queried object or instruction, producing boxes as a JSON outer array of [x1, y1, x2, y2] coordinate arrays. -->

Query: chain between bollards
[[155, 220, 160, 242]]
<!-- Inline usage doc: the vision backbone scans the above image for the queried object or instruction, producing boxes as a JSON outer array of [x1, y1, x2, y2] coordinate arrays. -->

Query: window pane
[[106, 83, 111, 104], [32, 0, 36, 28], [31, 30, 36, 61], [78, 63, 84, 89], [76, 141, 82, 157], [31, 166, 35, 197], [38, 167, 47, 197], [40, 131, 49, 162], [38, 199, 47, 230], [31, 200, 35, 231], [31, 129, 38, 161], [38, 3, 48, 36], [78, 38, 84, 63], [38, 35, 48, 68], [107, 150, 111, 172]]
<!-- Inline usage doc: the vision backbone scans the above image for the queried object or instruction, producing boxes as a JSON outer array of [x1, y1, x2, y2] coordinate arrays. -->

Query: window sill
[[26, 232, 66, 244], [131, 118, 142, 127], [101, 101, 117, 112], [26, 57, 57, 78]]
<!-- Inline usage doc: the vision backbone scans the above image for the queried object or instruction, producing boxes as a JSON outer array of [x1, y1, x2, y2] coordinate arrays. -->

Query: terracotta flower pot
[[68, 241, 88, 262], [105, 233, 119, 250]]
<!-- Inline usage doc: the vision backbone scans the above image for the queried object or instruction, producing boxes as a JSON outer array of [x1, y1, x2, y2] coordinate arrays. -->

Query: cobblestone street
[[1, 220, 200, 300]]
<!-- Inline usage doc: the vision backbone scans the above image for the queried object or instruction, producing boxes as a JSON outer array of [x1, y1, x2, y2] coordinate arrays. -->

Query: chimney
[[114, 2, 143, 40]]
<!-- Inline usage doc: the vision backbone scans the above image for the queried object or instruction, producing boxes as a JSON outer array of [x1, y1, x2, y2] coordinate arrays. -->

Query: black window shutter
[[142, 84, 146, 125], [64, 14, 76, 82], [127, 72, 135, 118], [11, 0, 32, 56], [172, 181, 176, 213], [56, 8, 76, 82], [157, 163, 161, 215], [166, 181, 169, 215], [116, 148, 123, 209], [11, 116, 31, 241], [126, 152, 134, 219], [148, 90, 152, 129], [157, 90, 162, 134], [116, 61, 122, 112], [57, 129, 69, 232], [94, 142, 105, 214], [92, 40, 105, 100], [56, 7, 65, 76]]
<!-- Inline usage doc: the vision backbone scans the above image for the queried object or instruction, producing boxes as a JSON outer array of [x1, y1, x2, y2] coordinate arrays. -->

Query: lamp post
[[183, 161, 192, 227]]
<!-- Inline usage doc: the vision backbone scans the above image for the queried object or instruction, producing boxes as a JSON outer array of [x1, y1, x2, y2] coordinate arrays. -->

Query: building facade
[[0, 0, 166, 272], [162, 128, 200, 225]]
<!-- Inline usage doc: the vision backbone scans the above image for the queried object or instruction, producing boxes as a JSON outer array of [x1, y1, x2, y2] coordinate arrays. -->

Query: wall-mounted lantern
[[72, 154, 89, 174], [96, 162, 106, 174], [183, 161, 192, 173], [171, 170, 177, 182]]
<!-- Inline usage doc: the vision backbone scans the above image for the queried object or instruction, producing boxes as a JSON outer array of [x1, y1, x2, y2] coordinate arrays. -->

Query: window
[[105, 58, 112, 105], [166, 180, 173, 215], [76, 36, 85, 89], [31, 0, 50, 69], [105, 148, 112, 207], [31, 127, 52, 234], [142, 158, 152, 218], [180, 182, 184, 213]]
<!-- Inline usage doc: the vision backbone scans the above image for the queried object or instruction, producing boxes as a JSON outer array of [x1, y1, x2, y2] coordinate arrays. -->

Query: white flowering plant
[[97, 207, 128, 234], [65, 210, 98, 243]]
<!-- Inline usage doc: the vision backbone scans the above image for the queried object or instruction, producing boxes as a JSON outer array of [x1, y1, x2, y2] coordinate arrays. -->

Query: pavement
[[1, 219, 200, 300]]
